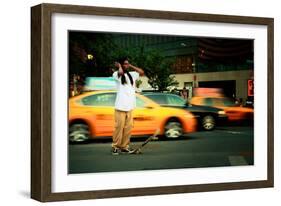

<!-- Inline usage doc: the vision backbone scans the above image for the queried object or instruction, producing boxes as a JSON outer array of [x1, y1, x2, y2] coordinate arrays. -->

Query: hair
[[118, 57, 128, 66], [118, 57, 133, 85]]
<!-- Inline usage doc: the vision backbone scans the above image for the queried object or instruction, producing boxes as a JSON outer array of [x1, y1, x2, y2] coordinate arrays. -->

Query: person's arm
[[129, 64, 144, 76], [115, 62, 124, 77]]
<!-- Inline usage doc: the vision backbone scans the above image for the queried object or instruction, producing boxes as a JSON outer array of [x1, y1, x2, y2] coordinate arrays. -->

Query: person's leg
[[112, 110, 126, 150], [121, 110, 134, 149]]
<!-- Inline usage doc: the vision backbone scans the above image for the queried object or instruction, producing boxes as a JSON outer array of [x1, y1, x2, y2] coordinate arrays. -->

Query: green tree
[[69, 32, 179, 91], [114, 47, 179, 91], [141, 50, 179, 91], [69, 32, 117, 78]]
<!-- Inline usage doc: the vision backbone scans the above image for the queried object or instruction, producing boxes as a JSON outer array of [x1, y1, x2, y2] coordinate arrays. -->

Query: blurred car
[[69, 91, 197, 142], [142, 92, 227, 131], [244, 96, 254, 108], [190, 96, 254, 121]]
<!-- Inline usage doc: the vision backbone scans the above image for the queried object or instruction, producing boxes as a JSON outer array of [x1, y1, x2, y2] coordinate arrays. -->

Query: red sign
[[248, 80, 254, 96]]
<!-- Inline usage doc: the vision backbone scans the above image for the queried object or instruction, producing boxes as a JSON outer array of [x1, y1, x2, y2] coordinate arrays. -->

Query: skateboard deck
[[130, 128, 160, 154]]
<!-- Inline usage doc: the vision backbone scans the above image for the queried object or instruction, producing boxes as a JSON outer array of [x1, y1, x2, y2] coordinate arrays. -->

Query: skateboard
[[130, 128, 160, 154]]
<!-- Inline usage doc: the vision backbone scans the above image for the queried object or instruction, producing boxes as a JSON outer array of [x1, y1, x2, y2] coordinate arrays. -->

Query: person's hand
[[114, 62, 121, 68]]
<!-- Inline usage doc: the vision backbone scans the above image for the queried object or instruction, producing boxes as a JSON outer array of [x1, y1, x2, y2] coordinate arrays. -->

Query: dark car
[[142, 92, 228, 131]]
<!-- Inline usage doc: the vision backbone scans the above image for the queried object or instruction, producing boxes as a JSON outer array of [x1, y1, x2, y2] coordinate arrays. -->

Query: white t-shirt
[[112, 71, 140, 111]]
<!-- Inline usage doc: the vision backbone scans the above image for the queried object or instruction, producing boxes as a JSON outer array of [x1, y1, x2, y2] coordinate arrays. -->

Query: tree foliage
[[69, 33, 178, 91], [114, 47, 179, 91], [69, 32, 117, 77]]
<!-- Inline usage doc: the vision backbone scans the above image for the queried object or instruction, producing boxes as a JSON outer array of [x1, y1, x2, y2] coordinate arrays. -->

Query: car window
[[166, 95, 186, 106], [81, 93, 116, 106], [136, 97, 146, 108], [222, 98, 236, 107], [212, 98, 224, 107], [204, 98, 214, 106], [144, 94, 167, 105], [204, 98, 236, 107]]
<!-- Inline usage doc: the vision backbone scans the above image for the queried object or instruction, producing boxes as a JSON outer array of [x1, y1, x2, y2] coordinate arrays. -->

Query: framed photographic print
[[31, 3, 274, 202]]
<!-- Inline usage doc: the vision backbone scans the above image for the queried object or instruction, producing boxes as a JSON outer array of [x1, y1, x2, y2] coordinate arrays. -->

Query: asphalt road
[[68, 126, 253, 174]]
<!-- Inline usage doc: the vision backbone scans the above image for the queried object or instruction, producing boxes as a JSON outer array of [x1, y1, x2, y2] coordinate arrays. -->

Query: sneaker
[[121, 147, 135, 154], [111, 147, 121, 155]]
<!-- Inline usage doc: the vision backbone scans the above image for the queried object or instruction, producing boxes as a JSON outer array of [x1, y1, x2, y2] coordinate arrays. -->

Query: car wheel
[[201, 115, 215, 131], [164, 120, 183, 139], [69, 123, 90, 143]]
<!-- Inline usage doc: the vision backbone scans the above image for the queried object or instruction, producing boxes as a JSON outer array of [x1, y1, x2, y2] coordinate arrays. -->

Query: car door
[[132, 96, 157, 135], [145, 94, 168, 105], [80, 92, 116, 136], [203, 97, 240, 121]]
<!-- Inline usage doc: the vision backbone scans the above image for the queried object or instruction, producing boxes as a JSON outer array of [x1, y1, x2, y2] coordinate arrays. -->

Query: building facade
[[114, 33, 254, 101]]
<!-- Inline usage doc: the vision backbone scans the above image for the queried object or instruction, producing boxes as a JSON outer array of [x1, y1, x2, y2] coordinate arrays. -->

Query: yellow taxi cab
[[190, 96, 254, 121], [69, 91, 197, 142]]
